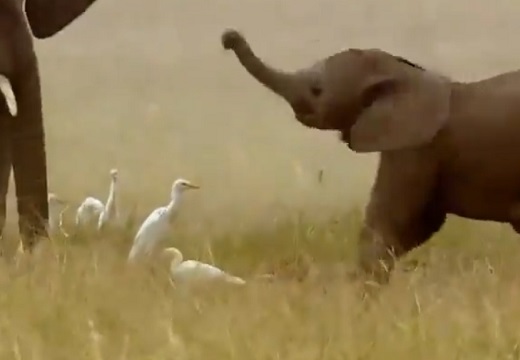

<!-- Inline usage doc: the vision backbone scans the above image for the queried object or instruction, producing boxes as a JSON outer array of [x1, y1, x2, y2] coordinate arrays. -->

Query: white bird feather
[[127, 178, 199, 262], [97, 168, 119, 231], [47, 193, 70, 238], [163, 247, 246, 285], [75, 197, 104, 228]]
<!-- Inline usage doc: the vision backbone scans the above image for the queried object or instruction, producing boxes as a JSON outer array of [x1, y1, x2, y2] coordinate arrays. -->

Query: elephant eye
[[310, 85, 322, 97]]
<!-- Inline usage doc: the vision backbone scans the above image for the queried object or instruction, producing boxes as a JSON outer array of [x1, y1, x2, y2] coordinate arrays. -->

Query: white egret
[[127, 179, 199, 262], [97, 168, 119, 231], [75, 196, 104, 229], [75, 168, 118, 230], [163, 247, 246, 285], [47, 193, 70, 238]]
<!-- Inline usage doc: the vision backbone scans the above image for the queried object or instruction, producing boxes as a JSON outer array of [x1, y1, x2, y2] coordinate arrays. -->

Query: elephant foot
[[20, 234, 47, 254], [18, 216, 48, 253], [357, 225, 398, 285]]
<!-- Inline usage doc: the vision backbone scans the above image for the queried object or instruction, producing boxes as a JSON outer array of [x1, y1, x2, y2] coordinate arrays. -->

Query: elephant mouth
[[339, 128, 353, 145], [296, 112, 337, 131], [293, 103, 329, 130], [295, 112, 318, 128], [291, 98, 315, 125], [291, 98, 335, 130]]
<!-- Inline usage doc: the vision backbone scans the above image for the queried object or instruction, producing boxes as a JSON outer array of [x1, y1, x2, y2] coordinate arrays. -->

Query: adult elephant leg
[[10, 64, 48, 252], [0, 115, 12, 239], [357, 149, 446, 285]]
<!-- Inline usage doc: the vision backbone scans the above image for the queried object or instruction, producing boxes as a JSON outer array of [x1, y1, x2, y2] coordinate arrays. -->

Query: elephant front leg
[[357, 218, 409, 285], [358, 205, 446, 285], [357, 151, 446, 286], [10, 65, 49, 252]]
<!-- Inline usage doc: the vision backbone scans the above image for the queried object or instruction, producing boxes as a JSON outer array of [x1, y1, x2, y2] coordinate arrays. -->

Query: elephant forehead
[[321, 50, 370, 88], [324, 49, 360, 70], [307, 60, 325, 74]]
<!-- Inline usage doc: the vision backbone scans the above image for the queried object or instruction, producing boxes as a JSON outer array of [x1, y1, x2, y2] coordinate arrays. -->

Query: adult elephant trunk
[[24, 0, 100, 39], [10, 63, 49, 251]]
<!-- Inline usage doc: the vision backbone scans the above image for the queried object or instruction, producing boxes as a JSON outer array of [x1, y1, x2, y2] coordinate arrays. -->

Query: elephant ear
[[24, 0, 98, 39], [348, 54, 451, 152]]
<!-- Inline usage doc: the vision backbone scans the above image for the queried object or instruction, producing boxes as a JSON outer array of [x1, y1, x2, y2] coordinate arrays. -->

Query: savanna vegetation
[[1, 0, 520, 358]]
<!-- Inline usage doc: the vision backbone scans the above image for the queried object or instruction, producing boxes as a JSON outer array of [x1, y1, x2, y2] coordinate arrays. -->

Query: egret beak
[[187, 183, 200, 190]]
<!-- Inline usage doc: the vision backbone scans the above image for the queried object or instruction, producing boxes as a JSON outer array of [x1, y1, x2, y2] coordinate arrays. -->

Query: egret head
[[171, 178, 200, 194], [110, 168, 119, 181], [162, 247, 184, 267]]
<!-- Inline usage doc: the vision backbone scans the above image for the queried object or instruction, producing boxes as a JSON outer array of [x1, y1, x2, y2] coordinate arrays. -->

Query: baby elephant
[[221, 29, 520, 284]]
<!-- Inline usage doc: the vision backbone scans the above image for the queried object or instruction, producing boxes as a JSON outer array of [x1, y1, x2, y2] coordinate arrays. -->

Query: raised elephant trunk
[[221, 29, 298, 100], [221, 29, 329, 130]]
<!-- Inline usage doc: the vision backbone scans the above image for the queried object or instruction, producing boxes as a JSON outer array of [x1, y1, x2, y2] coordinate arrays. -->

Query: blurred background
[[8, 0, 520, 234]]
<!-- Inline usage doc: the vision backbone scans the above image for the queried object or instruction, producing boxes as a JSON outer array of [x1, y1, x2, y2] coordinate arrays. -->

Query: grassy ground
[[2, 0, 520, 358], [2, 213, 520, 359]]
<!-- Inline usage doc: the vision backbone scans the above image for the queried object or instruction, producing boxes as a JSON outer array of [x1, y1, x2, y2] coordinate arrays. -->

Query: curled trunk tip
[[221, 29, 296, 99], [221, 29, 247, 51]]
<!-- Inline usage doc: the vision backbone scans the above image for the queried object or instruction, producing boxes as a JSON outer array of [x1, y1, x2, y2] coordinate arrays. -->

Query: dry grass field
[[2, 0, 520, 358]]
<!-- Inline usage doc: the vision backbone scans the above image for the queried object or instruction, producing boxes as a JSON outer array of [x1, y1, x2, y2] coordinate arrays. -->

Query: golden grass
[[1, 214, 520, 359], [2, 0, 520, 357]]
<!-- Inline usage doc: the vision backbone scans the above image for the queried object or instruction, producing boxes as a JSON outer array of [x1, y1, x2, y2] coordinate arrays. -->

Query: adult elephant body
[[221, 29, 520, 283], [0, 0, 99, 251]]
